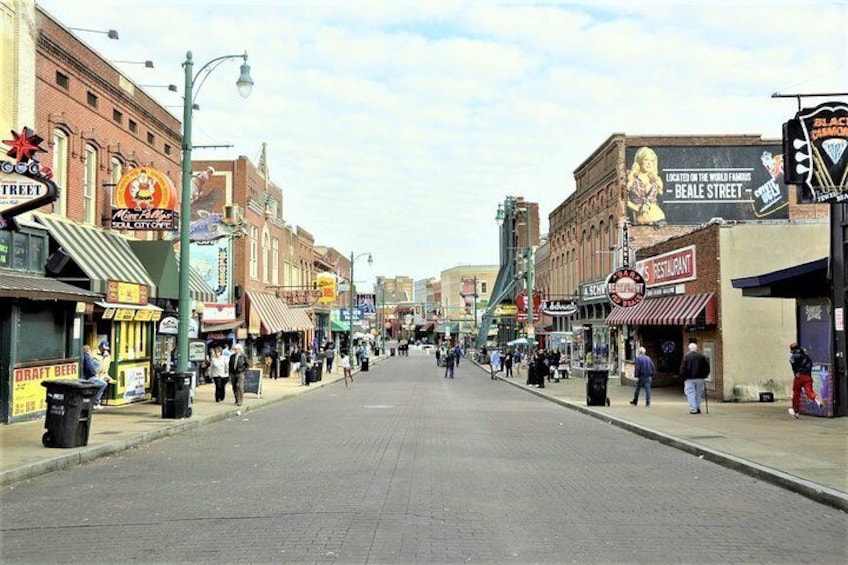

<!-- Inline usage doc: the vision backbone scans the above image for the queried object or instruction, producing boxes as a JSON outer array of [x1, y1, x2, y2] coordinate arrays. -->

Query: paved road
[[2, 355, 846, 564]]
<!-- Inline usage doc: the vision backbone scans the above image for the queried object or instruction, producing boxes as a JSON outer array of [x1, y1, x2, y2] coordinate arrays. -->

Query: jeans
[[684, 379, 705, 412], [230, 372, 244, 406], [445, 365, 454, 378], [632, 376, 652, 405], [83, 377, 108, 403], [213, 376, 228, 402], [326, 357, 334, 373]]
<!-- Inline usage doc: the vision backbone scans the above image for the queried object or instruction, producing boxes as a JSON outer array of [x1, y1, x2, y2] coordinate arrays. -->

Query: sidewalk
[[2, 354, 846, 512], [486, 363, 847, 511]]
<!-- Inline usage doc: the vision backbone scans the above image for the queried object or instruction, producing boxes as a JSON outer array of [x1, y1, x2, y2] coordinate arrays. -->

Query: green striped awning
[[34, 213, 156, 295]]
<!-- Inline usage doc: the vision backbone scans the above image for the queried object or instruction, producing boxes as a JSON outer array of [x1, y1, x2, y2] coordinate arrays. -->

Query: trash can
[[41, 380, 100, 448], [315, 362, 324, 382], [586, 369, 610, 406], [361, 358, 370, 371], [280, 358, 290, 378], [160, 372, 193, 419], [390, 348, 396, 356]]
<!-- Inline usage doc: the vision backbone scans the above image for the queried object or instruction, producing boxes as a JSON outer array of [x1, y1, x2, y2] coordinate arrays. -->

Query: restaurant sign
[[112, 168, 177, 230], [636, 245, 697, 287]]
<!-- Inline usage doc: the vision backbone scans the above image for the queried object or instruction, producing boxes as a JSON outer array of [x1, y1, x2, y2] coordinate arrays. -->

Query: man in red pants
[[788, 343, 824, 418]]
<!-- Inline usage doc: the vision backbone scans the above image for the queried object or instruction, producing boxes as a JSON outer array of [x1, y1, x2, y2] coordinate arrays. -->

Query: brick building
[[545, 133, 828, 402]]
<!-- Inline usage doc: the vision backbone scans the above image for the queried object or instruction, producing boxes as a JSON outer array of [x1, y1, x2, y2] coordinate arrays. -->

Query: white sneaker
[[788, 408, 799, 418], [93, 404, 103, 410]]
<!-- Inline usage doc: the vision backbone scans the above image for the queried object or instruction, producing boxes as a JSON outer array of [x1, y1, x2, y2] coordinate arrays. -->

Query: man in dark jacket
[[630, 346, 655, 407], [679, 342, 709, 414], [788, 343, 824, 418], [228, 343, 248, 410]]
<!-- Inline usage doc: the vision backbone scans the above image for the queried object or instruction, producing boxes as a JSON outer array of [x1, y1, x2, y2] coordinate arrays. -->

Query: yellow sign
[[107, 280, 149, 305], [316, 273, 337, 304], [12, 361, 79, 417], [496, 304, 518, 316], [114, 309, 136, 321]]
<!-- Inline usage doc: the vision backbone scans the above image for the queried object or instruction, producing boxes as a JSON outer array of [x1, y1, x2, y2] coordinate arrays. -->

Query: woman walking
[[209, 347, 228, 403], [341, 352, 353, 388]]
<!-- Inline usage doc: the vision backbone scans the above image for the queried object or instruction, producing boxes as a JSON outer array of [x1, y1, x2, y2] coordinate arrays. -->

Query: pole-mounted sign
[[783, 101, 848, 203]]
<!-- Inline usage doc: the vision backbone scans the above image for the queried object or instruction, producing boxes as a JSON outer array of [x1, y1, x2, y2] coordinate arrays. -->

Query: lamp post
[[348, 251, 373, 366], [176, 50, 254, 374], [494, 198, 534, 344]]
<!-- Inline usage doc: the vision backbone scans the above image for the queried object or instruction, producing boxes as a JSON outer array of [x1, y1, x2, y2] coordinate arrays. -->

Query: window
[[51, 129, 68, 216], [1, 230, 45, 272], [86, 91, 98, 108], [249, 225, 258, 279], [261, 227, 270, 283], [83, 144, 98, 224], [113, 109, 123, 124], [128, 119, 137, 133], [55, 71, 69, 89], [164, 144, 172, 155], [481, 281, 488, 294], [146, 132, 154, 144], [272, 238, 279, 285]]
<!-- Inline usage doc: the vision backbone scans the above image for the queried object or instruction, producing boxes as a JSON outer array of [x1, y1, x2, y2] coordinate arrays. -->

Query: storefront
[[0, 224, 101, 423], [34, 213, 161, 405], [574, 279, 613, 378], [246, 291, 313, 372]]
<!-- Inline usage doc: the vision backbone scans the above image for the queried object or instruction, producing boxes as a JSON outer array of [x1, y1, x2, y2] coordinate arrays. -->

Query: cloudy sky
[[36, 0, 847, 288]]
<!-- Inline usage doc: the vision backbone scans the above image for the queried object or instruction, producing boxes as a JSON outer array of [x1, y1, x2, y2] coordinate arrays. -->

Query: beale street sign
[[1, 127, 57, 230]]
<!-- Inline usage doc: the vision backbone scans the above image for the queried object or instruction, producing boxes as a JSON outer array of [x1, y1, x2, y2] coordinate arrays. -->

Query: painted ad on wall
[[625, 145, 789, 225], [190, 239, 231, 302]]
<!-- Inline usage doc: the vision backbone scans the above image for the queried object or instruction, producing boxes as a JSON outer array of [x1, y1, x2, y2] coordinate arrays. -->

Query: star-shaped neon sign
[[3, 127, 46, 163]]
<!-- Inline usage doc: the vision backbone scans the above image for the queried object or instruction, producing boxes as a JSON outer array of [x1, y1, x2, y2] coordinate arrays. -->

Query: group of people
[[438, 343, 463, 378], [207, 344, 248, 413]]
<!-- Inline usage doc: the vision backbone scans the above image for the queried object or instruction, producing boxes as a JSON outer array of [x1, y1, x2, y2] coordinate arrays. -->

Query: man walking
[[228, 343, 248, 411], [788, 342, 824, 418], [679, 342, 709, 414], [630, 346, 655, 407], [325, 341, 335, 374], [444, 348, 456, 379]]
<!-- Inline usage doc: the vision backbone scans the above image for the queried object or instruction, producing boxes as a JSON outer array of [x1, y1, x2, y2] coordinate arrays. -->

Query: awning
[[416, 322, 434, 332], [128, 241, 217, 302], [34, 213, 155, 295], [286, 308, 314, 331], [606, 293, 717, 326], [95, 301, 163, 312], [0, 272, 100, 302], [331, 319, 351, 332], [201, 320, 243, 333], [433, 322, 461, 334], [731, 258, 828, 299]]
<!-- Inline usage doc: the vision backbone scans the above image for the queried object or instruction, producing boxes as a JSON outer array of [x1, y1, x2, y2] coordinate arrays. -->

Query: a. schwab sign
[[625, 144, 789, 225]]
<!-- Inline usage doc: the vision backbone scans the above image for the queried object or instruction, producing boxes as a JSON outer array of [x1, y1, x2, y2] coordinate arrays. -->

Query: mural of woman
[[626, 147, 666, 225]]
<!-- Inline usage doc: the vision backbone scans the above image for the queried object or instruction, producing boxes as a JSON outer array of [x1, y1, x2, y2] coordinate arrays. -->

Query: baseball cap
[[789, 342, 798, 350], [99, 340, 110, 351]]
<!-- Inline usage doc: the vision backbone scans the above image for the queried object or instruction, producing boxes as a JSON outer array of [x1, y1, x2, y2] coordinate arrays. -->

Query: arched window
[[272, 237, 279, 285], [52, 129, 69, 216], [262, 227, 270, 283], [83, 144, 98, 224]]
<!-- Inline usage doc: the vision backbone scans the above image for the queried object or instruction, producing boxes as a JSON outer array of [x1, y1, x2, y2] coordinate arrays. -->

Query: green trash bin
[[41, 380, 100, 448]]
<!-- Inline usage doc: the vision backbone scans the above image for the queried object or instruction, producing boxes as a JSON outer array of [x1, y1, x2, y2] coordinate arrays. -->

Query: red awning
[[606, 293, 716, 326]]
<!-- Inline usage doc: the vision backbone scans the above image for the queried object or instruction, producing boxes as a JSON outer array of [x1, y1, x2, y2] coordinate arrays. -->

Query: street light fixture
[[113, 60, 155, 68], [348, 251, 373, 365], [68, 27, 119, 40], [141, 84, 178, 92], [176, 50, 254, 374]]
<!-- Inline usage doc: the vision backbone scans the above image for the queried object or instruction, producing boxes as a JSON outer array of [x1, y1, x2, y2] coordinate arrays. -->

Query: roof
[[0, 271, 100, 302], [731, 258, 829, 299]]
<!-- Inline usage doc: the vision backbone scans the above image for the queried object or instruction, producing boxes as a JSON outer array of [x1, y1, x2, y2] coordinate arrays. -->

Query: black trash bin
[[160, 372, 193, 419], [361, 358, 370, 371], [586, 369, 610, 406], [390, 348, 396, 356], [315, 362, 324, 382], [279, 358, 290, 378], [41, 380, 100, 448]]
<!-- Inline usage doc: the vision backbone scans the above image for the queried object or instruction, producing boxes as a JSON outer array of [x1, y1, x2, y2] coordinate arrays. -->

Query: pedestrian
[[325, 342, 336, 373], [210, 347, 228, 402], [341, 351, 352, 387], [679, 342, 709, 414], [788, 342, 824, 418], [504, 348, 514, 377], [444, 348, 455, 378], [453, 344, 462, 366], [490, 349, 501, 373], [268, 347, 279, 380], [228, 343, 248, 411], [630, 346, 655, 407], [299, 347, 309, 386], [435, 345, 442, 366], [81, 345, 109, 409], [534, 350, 546, 389]]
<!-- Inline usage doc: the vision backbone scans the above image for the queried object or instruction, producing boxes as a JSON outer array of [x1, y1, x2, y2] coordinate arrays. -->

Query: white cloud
[[35, 0, 848, 287]]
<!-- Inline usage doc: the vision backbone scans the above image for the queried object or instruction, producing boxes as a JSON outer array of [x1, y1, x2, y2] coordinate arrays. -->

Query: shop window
[[0, 231, 9, 266], [17, 303, 66, 362]]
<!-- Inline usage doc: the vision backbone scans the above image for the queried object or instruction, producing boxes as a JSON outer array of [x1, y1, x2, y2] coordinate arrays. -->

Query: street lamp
[[176, 50, 254, 374], [68, 27, 119, 40], [348, 251, 373, 366]]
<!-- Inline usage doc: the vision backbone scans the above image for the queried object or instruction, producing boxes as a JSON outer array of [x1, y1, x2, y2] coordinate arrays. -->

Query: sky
[[36, 0, 848, 288]]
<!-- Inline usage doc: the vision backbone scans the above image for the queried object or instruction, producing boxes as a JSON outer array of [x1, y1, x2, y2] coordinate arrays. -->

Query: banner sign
[[106, 280, 149, 305], [278, 289, 322, 306], [625, 144, 789, 225], [784, 101, 848, 203], [316, 272, 337, 304]]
